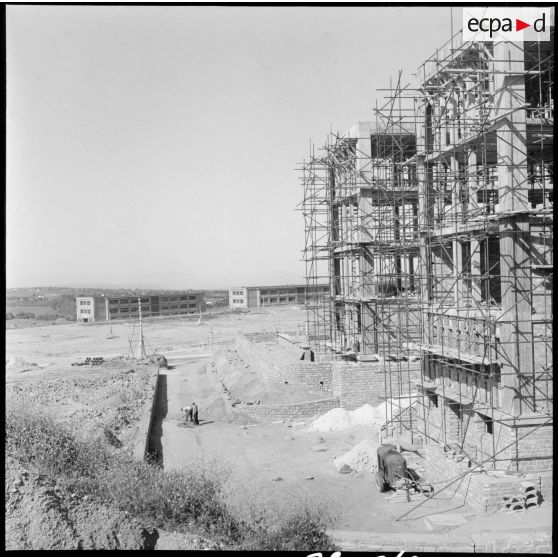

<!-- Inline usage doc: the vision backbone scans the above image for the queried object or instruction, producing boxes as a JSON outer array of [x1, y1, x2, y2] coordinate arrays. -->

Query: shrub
[[6, 403, 242, 544], [241, 505, 335, 552], [6, 403, 333, 550]]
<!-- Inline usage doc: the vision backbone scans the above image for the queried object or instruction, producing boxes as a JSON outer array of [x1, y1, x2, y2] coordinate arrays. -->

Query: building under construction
[[301, 29, 553, 475]]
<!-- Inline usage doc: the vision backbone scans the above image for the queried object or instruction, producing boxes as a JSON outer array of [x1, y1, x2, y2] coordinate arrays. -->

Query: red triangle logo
[[516, 19, 530, 31]]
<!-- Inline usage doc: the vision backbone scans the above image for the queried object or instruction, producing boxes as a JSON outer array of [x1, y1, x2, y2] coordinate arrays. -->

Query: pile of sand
[[309, 398, 417, 432], [308, 407, 352, 432], [333, 438, 379, 472]]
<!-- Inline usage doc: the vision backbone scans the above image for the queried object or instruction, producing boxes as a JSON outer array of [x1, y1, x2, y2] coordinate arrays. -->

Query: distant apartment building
[[76, 292, 205, 323], [229, 284, 329, 309]]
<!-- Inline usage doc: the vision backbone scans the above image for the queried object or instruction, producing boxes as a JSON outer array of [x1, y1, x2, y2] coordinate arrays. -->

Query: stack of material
[[502, 494, 526, 512], [521, 480, 539, 510], [502, 480, 539, 513]]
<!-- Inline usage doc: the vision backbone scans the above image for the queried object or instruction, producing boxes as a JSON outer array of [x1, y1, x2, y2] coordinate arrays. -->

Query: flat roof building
[[76, 292, 205, 323], [229, 284, 329, 309]]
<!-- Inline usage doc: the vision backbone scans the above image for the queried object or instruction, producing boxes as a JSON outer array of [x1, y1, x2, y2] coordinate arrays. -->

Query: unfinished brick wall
[[236, 333, 334, 389], [331, 361, 421, 409], [284, 361, 333, 390], [234, 397, 340, 421], [424, 444, 551, 514], [417, 394, 553, 473], [511, 420, 553, 472]]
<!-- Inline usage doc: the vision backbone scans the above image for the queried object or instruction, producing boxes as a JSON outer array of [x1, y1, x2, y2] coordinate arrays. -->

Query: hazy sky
[[7, 5, 459, 290]]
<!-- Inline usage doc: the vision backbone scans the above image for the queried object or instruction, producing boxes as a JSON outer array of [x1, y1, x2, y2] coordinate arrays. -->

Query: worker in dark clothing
[[181, 405, 193, 423], [192, 402, 199, 426]]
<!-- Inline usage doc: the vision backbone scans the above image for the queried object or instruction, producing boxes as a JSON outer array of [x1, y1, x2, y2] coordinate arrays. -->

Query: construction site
[[5, 11, 554, 555], [301, 20, 553, 535]]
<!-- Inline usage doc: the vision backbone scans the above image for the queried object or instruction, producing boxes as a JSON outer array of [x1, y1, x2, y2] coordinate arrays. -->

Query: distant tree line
[[6, 295, 76, 322]]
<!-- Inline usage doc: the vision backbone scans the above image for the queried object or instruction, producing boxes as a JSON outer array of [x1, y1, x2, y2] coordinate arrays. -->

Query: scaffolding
[[300, 27, 553, 472]]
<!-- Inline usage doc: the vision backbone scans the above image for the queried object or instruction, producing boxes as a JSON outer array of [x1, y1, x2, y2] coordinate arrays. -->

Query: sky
[[7, 5, 461, 290]]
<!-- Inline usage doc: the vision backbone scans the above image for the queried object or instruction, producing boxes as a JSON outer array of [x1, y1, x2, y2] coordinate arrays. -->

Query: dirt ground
[[5, 305, 553, 549]]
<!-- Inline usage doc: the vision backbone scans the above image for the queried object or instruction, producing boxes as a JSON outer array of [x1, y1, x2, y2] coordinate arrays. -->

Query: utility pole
[[137, 298, 147, 360]]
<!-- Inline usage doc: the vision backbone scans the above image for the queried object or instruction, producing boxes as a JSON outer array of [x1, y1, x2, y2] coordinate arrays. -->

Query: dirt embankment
[[5, 456, 159, 551], [6, 359, 154, 453], [5, 359, 166, 550]]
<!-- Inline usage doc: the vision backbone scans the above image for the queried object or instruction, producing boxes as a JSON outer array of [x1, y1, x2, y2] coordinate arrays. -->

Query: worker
[[192, 402, 199, 426], [181, 405, 193, 423]]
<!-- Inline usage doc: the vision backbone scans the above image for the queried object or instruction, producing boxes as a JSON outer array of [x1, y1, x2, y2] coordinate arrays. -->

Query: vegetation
[[6, 402, 335, 551], [49, 295, 76, 320]]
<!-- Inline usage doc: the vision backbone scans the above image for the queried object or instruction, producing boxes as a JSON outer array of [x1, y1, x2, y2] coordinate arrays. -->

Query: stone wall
[[234, 397, 340, 421]]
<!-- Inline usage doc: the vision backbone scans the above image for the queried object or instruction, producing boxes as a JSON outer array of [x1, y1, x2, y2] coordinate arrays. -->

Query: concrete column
[[450, 156, 461, 302], [470, 238, 482, 303], [493, 41, 532, 416], [467, 148, 479, 214], [417, 155, 432, 346]]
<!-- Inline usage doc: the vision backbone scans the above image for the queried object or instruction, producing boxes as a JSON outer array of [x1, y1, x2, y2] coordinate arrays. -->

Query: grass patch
[[6, 402, 335, 551]]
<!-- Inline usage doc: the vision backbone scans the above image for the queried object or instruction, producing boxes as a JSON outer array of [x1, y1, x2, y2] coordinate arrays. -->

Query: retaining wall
[[332, 361, 421, 409], [237, 334, 421, 409], [234, 397, 340, 421]]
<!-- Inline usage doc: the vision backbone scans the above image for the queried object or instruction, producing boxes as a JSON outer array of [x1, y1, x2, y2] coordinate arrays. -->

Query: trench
[[146, 373, 168, 468]]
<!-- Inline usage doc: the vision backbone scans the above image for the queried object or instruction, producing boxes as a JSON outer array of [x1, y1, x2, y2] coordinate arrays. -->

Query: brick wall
[[512, 419, 554, 472], [424, 444, 551, 514], [284, 361, 333, 390], [417, 394, 553, 472], [234, 397, 340, 421], [331, 361, 421, 410], [235, 334, 335, 391]]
